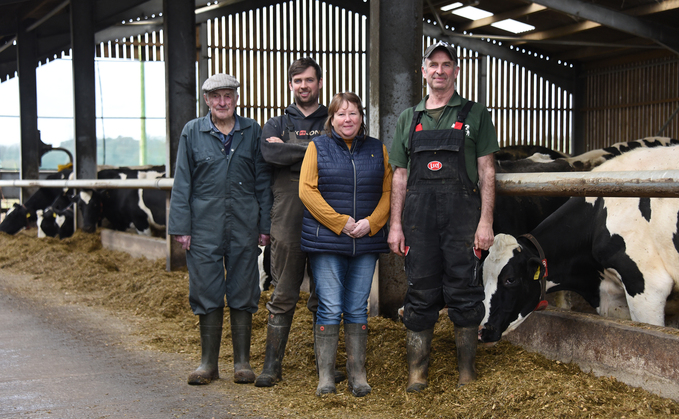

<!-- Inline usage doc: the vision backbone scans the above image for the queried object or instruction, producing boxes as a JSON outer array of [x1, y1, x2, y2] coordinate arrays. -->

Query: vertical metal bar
[[327, 3, 332, 106], [163, 0, 195, 271], [71, 0, 97, 183], [498, 59, 504, 146], [257, 6, 264, 124], [140, 55, 147, 165], [238, 12, 245, 117], [17, 19, 40, 201], [272, 5, 278, 117], [348, 9, 353, 94], [512, 62, 517, 144]]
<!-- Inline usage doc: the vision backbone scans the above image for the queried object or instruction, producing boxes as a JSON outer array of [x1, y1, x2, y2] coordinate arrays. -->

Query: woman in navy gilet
[[299, 92, 392, 397]]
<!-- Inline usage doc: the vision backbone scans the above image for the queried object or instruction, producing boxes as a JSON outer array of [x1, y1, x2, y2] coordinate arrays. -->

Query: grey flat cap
[[202, 73, 240, 93]]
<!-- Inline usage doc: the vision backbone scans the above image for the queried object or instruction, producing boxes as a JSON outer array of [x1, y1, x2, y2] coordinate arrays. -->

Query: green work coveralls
[[169, 114, 273, 316]]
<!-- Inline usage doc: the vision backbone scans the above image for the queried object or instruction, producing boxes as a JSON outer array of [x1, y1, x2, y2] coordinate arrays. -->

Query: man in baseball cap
[[422, 40, 458, 64], [388, 38, 499, 392], [169, 72, 273, 386]]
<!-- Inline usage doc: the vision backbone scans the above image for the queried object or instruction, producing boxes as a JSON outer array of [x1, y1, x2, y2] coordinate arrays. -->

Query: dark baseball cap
[[423, 40, 458, 63]]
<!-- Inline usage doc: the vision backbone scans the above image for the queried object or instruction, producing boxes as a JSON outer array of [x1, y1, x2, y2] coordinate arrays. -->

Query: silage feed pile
[[1, 230, 678, 418]]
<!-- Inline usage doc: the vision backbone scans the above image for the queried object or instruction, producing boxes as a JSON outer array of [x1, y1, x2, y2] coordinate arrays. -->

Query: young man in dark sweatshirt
[[256, 57, 345, 387]]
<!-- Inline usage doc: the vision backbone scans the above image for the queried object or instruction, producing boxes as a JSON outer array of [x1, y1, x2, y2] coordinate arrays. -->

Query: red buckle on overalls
[[453, 122, 463, 130]]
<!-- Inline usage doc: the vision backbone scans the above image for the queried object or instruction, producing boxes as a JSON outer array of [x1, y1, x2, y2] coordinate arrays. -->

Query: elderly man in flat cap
[[169, 73, 273, 385]]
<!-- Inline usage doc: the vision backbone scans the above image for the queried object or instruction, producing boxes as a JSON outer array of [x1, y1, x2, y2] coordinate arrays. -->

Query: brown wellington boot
[[187, 307, 223, 385], [455, 326, 478, 387], [254, 313, 293, 387], [230, 308, 256, 384], [405, 328, 434, 393]]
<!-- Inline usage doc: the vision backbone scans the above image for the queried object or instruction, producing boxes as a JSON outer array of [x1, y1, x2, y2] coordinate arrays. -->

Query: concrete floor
[[0, 274, 258, 419]]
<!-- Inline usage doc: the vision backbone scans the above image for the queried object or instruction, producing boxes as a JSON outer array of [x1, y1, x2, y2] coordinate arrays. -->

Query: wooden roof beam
[[522, 0, 679, 41], [530, 0, 679, 55]]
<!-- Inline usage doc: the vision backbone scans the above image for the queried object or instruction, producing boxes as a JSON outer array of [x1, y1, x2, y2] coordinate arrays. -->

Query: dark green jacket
[[169, 114, 272, 249]]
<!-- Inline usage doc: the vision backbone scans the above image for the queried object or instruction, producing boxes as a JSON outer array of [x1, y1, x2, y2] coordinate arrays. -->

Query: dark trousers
[[402, 191, 485, 332], [266, 180, 318, 315]]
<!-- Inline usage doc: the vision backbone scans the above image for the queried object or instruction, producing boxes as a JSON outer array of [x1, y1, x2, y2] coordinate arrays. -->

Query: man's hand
[[174, 235, 191, 250], [349, 219, 371, 238], [265, 136, 284, 143], [474, 221, 494, 251], [259, 234, 271, 246], [342, 217, 357, 236], [388, 225, 406, 256]]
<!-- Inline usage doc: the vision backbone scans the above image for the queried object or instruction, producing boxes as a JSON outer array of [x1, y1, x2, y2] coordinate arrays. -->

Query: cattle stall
[[490, 166, 679, 402]]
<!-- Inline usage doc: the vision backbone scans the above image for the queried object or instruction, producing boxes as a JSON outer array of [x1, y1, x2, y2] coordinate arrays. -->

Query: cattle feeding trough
[[483, 145, 679, 400], [0, 173, 274, 280], [0, 174, 175, 262]]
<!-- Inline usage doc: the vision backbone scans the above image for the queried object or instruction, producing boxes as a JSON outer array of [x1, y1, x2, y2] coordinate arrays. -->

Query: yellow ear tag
[[533, 268, 540, 280], [26, 213, 31, 218], [52, 213, 57, 218]]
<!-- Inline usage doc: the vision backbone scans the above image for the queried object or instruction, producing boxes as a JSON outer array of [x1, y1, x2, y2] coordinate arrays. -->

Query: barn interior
[[1, 0, 679, 404]]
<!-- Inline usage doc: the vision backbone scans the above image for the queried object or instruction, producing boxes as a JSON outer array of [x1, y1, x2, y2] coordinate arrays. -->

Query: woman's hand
[[350, 219, 371, 238], [342, 217, 357, 236]]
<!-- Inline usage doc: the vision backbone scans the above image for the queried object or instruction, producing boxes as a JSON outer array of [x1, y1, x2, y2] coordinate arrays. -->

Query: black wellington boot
[[314, 323, 340, 396], [345, 323, 371, 397], [313, 313, 346, 383], [254, 313, 293, 387], [405, 328, 434, 393], [187, 307, 224, 385], [230, 308, 256, 384], [455, 326, 478, 386]]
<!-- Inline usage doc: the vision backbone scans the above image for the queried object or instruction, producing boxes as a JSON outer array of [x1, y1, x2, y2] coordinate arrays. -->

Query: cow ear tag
[[533, 268, 541, 280]]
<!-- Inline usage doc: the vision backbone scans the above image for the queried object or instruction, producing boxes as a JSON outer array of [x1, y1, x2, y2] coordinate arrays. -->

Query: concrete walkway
[[0, 274, 256, 419]]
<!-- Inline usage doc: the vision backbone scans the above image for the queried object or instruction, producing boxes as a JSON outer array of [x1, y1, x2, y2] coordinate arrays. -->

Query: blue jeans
[[309, 252, 379, 325]]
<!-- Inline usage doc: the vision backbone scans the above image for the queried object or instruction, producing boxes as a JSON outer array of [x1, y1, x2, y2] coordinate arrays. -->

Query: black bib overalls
[[401, 101, 486, 332]]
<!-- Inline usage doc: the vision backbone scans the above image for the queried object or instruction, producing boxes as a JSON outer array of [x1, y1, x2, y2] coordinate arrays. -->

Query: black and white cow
[[37, 192, 75, 239], [0, 169, 73, 235], [76, 167, 166, 236], [565, 136, 679, 171], [494, 145, 569, 162], [479, 145, 679, 344], [492, 137, 679, 236], [495, 136, 678, 174]]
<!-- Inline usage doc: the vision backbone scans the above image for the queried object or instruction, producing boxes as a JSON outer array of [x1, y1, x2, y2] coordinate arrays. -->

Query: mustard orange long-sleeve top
[[299, 137, 393, 236]]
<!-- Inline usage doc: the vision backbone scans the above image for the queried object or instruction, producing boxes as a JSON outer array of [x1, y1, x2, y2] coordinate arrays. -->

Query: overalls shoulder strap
[[284, 113, 296, 134], [407, 100, 476, 149], [407, 106, 423, 150], [278, 113, 296, 142], [455, 100, 475, 128]]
